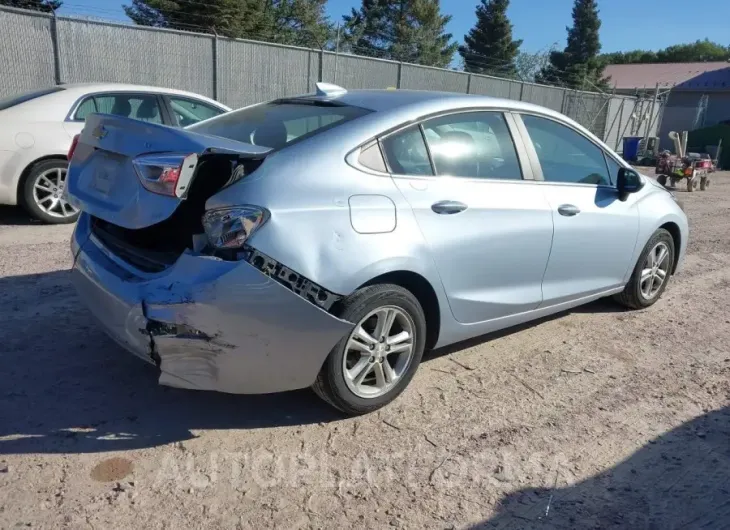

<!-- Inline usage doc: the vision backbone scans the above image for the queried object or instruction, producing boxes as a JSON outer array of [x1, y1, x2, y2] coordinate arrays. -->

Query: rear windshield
[[188, 101, 371, 150], [0, 86, 65, 111]]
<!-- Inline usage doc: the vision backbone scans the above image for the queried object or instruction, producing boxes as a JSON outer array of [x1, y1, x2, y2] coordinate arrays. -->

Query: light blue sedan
[[65, 84, 688, 415]]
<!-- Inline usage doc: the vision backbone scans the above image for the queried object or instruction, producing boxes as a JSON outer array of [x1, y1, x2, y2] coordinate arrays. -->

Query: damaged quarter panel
[[205, 119, 452, 337], [72, 217, 353, 393]]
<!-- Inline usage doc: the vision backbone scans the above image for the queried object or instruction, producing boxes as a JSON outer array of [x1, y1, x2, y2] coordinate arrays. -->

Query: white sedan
[[0, 83, 230, 223]]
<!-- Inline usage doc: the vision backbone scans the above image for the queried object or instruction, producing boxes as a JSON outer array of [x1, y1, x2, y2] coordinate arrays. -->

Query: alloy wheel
[[640, 241, 670, 300], [32, 167, 78, 219], [342, 306, 415, 399]]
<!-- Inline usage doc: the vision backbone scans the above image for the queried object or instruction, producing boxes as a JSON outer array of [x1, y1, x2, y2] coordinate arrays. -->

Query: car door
[[514, 113, 640, 306], [382, 111, 554, 324], [164, 96, 227, 127]]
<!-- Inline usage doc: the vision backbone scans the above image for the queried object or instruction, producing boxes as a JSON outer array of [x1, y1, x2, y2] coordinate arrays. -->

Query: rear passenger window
[[521, 115, 610, 185], [358, 142, 387, 173], [421, 112, 522, 180], [380, 126, 433, 176], [74, 97, 97, 121], [93, 94, 163, 124]]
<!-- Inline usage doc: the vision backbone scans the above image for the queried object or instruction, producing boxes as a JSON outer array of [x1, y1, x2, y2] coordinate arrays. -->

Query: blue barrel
[[622, 136, 642, 161]]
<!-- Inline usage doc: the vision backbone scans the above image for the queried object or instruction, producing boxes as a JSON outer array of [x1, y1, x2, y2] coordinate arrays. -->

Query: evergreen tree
[[124, 0, 330, 47], [459, 0, 521, 78], [273, 0, 332, 48], [536, 0, 608, 90], [0, 0, 61, 12], [343, 0, 457, 68]]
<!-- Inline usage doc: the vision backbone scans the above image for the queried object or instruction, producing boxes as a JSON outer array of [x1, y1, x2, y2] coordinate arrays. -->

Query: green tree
[[342, 0, 457, 68], [124, 0, 330, 47], [0, 0, 61, 12], [602, 40, 730, 65], [536, 0, 608, 90], [459, 0, 522, 78], [272, 0, 331, 48]]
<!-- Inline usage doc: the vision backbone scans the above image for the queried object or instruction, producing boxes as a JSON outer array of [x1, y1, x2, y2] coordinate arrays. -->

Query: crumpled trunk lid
[[65, 114, 270, 230]]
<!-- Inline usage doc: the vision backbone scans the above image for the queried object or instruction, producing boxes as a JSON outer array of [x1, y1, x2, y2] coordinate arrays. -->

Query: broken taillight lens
[[132, 153, 198, 197], [202, 207, 269, 250]]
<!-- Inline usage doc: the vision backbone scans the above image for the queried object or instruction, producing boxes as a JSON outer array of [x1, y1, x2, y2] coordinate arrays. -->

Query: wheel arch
[[659, 221, 681, 274], [16, 154, 68, 206], [355, 270, 441, 351]]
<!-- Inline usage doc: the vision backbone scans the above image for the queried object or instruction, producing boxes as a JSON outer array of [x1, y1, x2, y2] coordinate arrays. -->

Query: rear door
[[515, 113, 640, 306], [384, 111, 554, 324]]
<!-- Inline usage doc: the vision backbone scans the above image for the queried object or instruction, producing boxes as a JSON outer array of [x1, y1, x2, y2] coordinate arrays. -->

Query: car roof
[[58, 83, 230, 109], [298, 88, 560, 117], [284, 88, 613, 157]]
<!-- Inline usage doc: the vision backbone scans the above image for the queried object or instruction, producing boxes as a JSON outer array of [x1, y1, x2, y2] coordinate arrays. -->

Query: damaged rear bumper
[[70, 214, 353, 394]]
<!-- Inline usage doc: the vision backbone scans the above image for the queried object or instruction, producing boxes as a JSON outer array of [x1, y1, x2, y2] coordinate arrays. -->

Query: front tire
[[22, 159, 79, 224], [312, 284, 426, 415], [615, 229, 675, 309]]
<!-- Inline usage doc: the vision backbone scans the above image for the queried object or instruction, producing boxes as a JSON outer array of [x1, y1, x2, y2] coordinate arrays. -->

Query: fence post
[[560, 89, 568, 114], [519, 82, 525, 101], [466, 73, 472, 94], [615, 98, 626, 150], [50, 10, 62, 85], [318, 49, 324, 82], [211, 29, 219, 101], [397, 62, 403, 89]]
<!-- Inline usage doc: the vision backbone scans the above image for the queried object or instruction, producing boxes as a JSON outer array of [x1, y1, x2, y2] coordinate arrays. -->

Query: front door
[[381, 111, 554, 324], [516, 114, 640, 305]]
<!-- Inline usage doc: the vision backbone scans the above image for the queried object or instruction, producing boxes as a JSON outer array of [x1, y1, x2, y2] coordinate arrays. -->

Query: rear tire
[[615, 229, 675, 310], [700, 176, 709, 190], [656, 174, 668, 187], [312, 284, 426, 415], [22, 159, 79, 224], [686, 176, 697, 192]]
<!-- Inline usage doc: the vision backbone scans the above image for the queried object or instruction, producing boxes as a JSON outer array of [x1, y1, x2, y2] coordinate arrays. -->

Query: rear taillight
[[202, 207, 269, 250], [68, 134, 80, 161], [132, 153, 198, 197]]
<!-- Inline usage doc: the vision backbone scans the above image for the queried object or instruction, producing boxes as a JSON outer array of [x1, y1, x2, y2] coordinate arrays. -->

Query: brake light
[[132, 153, 198, 197], [68, 134, 80, 161]]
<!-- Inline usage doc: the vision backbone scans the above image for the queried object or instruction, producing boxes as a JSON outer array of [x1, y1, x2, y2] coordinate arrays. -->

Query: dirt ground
[[1, 171, 729, 530]]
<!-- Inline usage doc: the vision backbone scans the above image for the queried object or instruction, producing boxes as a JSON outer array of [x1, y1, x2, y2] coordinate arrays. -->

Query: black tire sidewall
[[23, 159, 79, 224], [629, 230, 675, 308], [325, 286, 426, 414]]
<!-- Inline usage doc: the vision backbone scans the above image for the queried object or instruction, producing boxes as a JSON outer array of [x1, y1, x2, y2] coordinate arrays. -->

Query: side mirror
[[617, 167, 643, 200]]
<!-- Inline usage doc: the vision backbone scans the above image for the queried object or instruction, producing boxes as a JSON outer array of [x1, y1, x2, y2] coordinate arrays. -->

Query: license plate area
[[89, 152, 124, 196]]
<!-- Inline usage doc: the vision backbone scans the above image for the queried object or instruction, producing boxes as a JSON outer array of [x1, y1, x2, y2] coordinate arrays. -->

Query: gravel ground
[[1, 171, 729, 529]]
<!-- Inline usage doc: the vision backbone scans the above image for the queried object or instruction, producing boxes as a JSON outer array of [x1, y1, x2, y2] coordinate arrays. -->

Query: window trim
[[513, 112, 626, 188], [162, 95, 228, 127], [65, 91, 225, 125], [66, 92, 168, 125], [372, 108, 534, 183]]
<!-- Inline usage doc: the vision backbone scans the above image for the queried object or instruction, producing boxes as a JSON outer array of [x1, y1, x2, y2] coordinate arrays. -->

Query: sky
[[58, 0, 730, 54]]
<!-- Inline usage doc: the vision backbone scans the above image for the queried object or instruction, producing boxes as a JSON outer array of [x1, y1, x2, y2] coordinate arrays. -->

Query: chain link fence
[[1, 6, 653, 145]]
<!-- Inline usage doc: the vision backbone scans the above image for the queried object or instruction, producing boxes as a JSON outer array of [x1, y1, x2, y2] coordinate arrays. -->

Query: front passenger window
[[521, 115, 611, 185]]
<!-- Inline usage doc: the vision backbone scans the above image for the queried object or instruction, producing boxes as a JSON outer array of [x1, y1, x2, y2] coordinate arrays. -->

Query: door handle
[[431, 200, 468, 215], [557, 204, 581, 217]]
